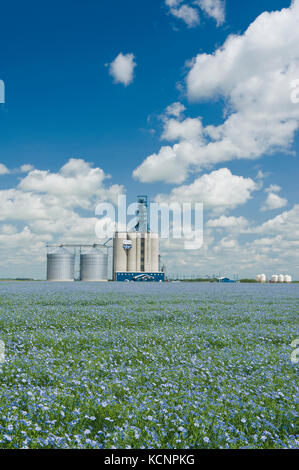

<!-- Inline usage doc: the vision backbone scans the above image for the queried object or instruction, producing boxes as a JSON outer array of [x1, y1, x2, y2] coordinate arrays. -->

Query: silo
[[80, 246, 108, 281], [47, 246, 75, 281], [127, 233, 137, 272], [113, 232, 127, 276], [271, 275, 278, 283], [278, 274, 284, 283], [144, 233, 152, 272], [151, 233, 159, 273], [260, 274, 267, 283]]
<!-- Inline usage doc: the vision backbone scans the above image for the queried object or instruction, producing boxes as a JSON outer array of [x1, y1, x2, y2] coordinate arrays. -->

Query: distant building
[[217, 277, 236, 283]]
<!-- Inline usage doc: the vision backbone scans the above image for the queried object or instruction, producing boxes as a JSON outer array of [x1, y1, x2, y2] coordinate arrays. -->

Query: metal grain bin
[[80, 246, 108, 281], [47, 246, 75, 281]]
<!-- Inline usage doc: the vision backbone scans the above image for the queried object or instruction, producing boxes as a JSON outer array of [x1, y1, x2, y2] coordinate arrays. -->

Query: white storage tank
[[278, 274, 285, 283], [271, 275, 279, 283], [47, 246, 75, 281], [284, 275, 292, 283], [256, 274, 262, 282], [260, 274, 267, 283], [80, 246, 108, 281]]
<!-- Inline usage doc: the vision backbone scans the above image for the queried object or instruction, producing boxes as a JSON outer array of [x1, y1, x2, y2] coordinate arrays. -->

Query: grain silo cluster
[[46, 245, 108, 282], [256, 274, 267, 283], [270, 274, 292, 283], [46, 195, 164, 282], [256, 273, 293, 284]]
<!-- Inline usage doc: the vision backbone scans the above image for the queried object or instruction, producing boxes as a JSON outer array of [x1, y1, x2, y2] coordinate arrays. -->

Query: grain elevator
[[113, 196, 164, 282], [46, 196, 164, 282]]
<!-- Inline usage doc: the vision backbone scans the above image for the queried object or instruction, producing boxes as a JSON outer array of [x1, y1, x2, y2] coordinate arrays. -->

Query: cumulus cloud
[[0, 163, 9, 175], [256, 204, 299, 238], [165, 0, 225, 28], [194, 0, 225, 26], [108, 53, 136, 86], [134, 145, 188, 184], [261, 192, 288, 212], [0, 226, 49, 264], [261, 185, 288, 211], [165, 0, 183, 6], [18, 158, 122, 210], [0, 189, 67, 222], [0, 163, 36, 175], [206, 215, 249, 229], [155, 168, 258, 213], [0, 158, 124, 276], [266, 185, 281, 193], [20, 164, 34, 173], [256, 170, 268, 180], [169, 4, 200, 28], [162, 117, 203, 141], [164, 102, 186, 118], [133, 103, 204, 183], [134, 1, 299, 183]]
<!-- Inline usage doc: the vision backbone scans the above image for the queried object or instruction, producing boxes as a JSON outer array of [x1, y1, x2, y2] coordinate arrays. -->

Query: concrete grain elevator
[[113, 196, 164, 282]]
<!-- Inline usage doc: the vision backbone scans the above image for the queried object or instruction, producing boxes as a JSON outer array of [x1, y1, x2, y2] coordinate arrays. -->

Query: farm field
[[0, 281, 298, 449]]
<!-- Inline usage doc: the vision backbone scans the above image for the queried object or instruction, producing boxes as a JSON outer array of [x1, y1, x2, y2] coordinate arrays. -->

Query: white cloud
[[194, 0, 225, 26], [0, 224, 18, 235], [216, 237, 238, 250], [265, 184, 281, 193], [256, 170, 267, 180], [134, 1, 299, 183], [18, 158, 122, 210], [162, 117, 203, 141], [133, 111, 204, 183], [256, 204, 299, 238], [0, 226, 49, 262], [20, 164, 35, 173], [0, 163, 9, 175], [108, 53, 136, 86], [0, 189, 69, 222], [165, 0, 225, 28], [261, 192, 288, 211], [164, 102, 186, 118], [133, 145, 188, 184], [165, 0, 183, 6], [261, 184, 288, 211], [155, 168, 258, 212], [0, 158, 124, 277], [0, 163, 39, 175], [169, 5, 200, 28], [206, 215, 249, 229]]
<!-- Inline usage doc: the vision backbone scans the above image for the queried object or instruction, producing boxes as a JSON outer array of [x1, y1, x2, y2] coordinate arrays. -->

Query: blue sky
[[0, 0, 298, 279]]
